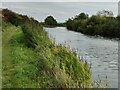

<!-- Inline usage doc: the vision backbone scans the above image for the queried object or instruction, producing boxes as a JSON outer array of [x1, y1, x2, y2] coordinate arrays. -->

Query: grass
[[2, 19, 92, 88], [2, 22, 42, 88]]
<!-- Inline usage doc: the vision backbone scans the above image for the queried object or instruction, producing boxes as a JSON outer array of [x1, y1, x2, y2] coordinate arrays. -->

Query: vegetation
[[96, 10, 114, 17], [43, 16, 65, 27], [42, 10, 120, 39], [66, 11, 120, 39], [2, 9, 93, 88], [44, 16, 57, 26]]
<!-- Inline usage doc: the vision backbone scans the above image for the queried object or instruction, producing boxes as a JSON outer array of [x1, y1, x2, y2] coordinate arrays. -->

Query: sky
[[2, 2, 119, 22], [1, 0, 120, 2]]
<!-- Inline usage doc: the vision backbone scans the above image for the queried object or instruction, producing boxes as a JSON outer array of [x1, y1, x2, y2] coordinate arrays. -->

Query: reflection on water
[[45, 27, 118, 88]]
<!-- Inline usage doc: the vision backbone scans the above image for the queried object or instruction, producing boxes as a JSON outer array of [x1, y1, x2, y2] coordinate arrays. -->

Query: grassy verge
[[2, 12, 92, 88]]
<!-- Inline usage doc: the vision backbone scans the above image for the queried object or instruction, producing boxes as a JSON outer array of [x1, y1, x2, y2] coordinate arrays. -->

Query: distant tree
[[116, 16, 120, 21], [66, 11, 120, 39], [66, 18, 73, 30], [96, 10, 114, 17], [44, 16, 57, 26], [75, 13, 89, 20]]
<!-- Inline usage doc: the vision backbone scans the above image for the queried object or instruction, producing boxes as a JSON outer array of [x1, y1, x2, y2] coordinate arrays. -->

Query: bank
[[2, 9, 93, 88]]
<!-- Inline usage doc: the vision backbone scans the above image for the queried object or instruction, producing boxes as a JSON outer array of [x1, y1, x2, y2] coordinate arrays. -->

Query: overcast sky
[[1, 0, 120, 2], [2, 2, 118, 22]]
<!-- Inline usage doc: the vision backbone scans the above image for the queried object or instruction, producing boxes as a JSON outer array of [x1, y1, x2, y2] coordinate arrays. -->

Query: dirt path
[[2, 25, 18, 87]]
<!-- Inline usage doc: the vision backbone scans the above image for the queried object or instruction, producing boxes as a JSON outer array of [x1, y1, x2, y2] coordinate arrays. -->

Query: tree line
[[66, 11, 120, 39], [44, 10, 120, 39], [3, 8, 120, 39]]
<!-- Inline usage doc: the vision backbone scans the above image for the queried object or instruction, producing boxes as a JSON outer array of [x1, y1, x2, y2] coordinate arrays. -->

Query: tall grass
[[2, 10, 108, 88], [20, 21, 92, 88], [2, 20, 92, 88]]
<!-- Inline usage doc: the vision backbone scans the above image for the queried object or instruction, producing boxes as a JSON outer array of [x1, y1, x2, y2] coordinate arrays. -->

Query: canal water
[[45, 27, 118, 88]]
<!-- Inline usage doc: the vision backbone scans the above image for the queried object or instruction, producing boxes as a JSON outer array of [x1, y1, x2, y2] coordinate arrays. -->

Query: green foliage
[[43, 16, 65, 27], [66, 18, 73, 30], [66, 12, 120, 39], [75, 13, 89, 20], [44, 16, 57, 26]]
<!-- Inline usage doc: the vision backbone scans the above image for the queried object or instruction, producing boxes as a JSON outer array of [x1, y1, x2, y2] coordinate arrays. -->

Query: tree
[[75, 13, 88, 20], [96, 10, 114, 17], [66, 11, 120, 39], [44, 16, 57, 26], [66, 18, 73, 30]]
